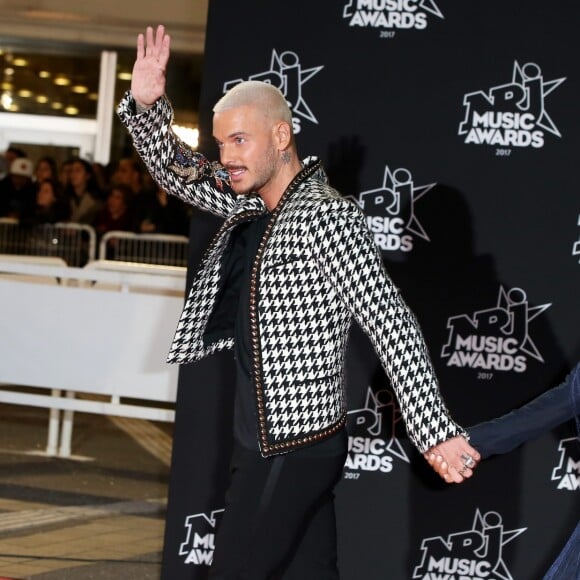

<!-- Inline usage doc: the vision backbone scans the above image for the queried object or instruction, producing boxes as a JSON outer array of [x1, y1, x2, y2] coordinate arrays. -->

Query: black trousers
[[209, 443, 347, 580]]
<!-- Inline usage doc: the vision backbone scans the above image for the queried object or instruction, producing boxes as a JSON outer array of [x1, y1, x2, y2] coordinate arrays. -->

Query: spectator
[[0, 157, 36, 219], [22, 178, 71, 226], [95, 184, 135, 259], [111, 156, 156, 230], [65, 158, 103, 225], [3, 147, 27, 172], [112, 157, 146, 194], [59, 158, 74, 189], [94, 183, 134, 237], [34, 156, 59, 184]]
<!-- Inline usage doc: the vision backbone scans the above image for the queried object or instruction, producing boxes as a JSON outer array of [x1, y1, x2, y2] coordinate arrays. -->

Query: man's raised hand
[[131, 25, 171, 109]]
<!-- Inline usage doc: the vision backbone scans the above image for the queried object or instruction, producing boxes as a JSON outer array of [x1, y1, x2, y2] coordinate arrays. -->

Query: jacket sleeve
[[468, 361, 580, 458], [117, 91, 236, 218], [308, 200, 466, 452]]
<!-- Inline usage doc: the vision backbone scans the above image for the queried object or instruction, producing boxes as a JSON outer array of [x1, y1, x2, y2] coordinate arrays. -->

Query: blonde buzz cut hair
[[213, 80, 293, 127]]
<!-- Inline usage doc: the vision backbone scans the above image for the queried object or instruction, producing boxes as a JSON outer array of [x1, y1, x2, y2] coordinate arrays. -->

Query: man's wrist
[[135, 100, 153, 114]]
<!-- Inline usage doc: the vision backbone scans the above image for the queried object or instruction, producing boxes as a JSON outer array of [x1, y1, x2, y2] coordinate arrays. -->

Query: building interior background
[[0, 0, 208, 167]]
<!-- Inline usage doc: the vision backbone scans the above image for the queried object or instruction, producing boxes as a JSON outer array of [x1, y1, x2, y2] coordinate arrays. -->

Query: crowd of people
[[0, 146, 191, 239]]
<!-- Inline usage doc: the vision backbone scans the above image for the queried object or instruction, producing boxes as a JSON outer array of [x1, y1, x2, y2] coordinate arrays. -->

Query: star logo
[[223, 50, 323, 126], [179, 509, 224, 565], [551, 437, 580, 490], [459, 61, 566, 139], [413, 509, 527, 580], [494, 286, 551, 362], [353, 165, 435, 241], [347, 386, 409, 463], [441, 286, 551, 368]]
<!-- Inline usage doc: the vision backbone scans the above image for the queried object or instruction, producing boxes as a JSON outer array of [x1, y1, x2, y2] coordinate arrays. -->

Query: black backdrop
[[160, 2, 580, 578]]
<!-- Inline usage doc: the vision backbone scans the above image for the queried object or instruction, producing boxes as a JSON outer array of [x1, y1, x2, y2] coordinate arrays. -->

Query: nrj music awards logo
[[179, 509, 224, 566], [342, 0, 443, 30], [458, 61, 566, 149], [351, 165, 434, 253], [223, 50, 323, 135], [441, 286, 551, 373], [551, 437, 580, 491], [413, 509, 526, 580], [344, 386, 409, 478]]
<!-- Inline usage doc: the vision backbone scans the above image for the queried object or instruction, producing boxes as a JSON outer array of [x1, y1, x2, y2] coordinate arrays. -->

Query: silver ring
[[461, 453, 475, 468]]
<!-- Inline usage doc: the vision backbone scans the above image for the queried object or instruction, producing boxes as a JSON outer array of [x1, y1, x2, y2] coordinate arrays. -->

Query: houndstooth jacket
[[118, 92, 465, 457]]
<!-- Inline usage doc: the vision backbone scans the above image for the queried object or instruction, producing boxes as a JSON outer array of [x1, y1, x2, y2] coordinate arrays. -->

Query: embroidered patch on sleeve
[[168, 143, 231, 189]]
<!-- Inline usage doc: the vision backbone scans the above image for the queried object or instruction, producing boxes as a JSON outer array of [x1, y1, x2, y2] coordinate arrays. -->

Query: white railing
[[0, 258, 186, 458]]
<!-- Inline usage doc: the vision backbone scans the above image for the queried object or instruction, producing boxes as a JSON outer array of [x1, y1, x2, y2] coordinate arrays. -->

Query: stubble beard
[[234, 147, 278, 196]]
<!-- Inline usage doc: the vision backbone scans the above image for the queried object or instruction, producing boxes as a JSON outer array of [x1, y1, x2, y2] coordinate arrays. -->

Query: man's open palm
[[131, 25, 171, 107]]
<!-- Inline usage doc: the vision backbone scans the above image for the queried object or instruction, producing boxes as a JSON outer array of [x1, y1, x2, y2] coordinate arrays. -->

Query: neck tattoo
[[281, 151, 291, 164]]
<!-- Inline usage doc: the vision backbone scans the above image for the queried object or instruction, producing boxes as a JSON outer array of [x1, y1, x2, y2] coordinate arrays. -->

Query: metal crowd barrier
[[0, 218, 96, 267], [0, 220, 191, 268], [99, 231, 190, 267]]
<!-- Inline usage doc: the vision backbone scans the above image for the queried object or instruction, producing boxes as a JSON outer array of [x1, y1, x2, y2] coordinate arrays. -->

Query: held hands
[[131, 25, 171, 108], [424, 435, 481, 484]]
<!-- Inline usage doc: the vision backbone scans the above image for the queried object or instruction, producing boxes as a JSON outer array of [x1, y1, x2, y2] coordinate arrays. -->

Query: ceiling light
[[4, 67, 14, 76], [54, 76, 71, 86], [13, 58, 28, 67], [1, 82, 13, 91], [36, 95, 49, 104], [71, 85, 89, 94], [51, 102, 63, 110], [88, 92, 98, 100], [117, 72, 132, 81], [39, 70, 51, 79], [17, 89, 33, 98], [1, 92, 13, 110], [64, 106, 79, 115], [173, 125, 199, 149]]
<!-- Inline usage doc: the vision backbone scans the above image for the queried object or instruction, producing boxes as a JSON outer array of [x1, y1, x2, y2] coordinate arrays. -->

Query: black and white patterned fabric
[[118, 92, 465, 457]]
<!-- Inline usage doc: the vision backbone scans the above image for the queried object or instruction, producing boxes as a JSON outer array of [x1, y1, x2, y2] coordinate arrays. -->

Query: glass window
[[1, 37, 202, 162], [0, 44, 100, 118]]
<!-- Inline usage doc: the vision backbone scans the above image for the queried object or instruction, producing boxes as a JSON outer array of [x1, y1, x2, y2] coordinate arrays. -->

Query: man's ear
[[274, 121, 292, 150]]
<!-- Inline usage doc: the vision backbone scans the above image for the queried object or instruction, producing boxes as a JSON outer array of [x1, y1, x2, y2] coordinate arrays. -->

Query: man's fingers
[[425, 441, 479, 484], [145, 26, 155, 56], [136, 33, 145, 60], [138, 25, 170, 65], [160, 32, 171, 68], [447, 465, 465, 484], [458, 449, 479, 470], [155, 24, 166, 55], [459, 439, 481, 464]]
